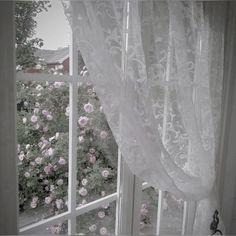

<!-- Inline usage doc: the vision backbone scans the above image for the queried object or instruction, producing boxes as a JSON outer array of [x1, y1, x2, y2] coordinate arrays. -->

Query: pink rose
[[84, 102, 94, 113], [58, 157, 66, 165], [101, 169, 109, 178], [78, 116, 89, 127], [30, 115, 38, 123]]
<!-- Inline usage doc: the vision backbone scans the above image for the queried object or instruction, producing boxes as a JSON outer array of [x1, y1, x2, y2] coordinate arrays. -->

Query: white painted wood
[[181, 201, 188, 235], [131, 176, 143, 235], [156, 190, 163, 234], [183, 201, 197, 235], [19, 193, 117, 234], [0, 1, 18, 234], [19, 211, 70, 234], [16, 71, 76, 83], [76, 193, 117, 216], [67, 11, 79, 234], [115, 149, 122, 234], [219, 2, 236, 234]]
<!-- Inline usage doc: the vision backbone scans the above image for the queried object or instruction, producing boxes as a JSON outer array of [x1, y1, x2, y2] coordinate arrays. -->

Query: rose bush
[[17, 65, 155, 234], [17, 67, 118, 234]]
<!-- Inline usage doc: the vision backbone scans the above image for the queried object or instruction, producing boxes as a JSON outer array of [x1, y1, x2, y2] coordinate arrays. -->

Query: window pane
[[77, 80, 118, 206], [17, 81, 69, 227], [76, 201, 116, 235], [22, 221, 68, 235], [140, 187, 159, 234], [159, 191, 184, 235]]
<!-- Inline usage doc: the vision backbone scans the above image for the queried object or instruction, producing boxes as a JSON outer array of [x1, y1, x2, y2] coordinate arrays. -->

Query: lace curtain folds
[[62, 0, 227, 233]]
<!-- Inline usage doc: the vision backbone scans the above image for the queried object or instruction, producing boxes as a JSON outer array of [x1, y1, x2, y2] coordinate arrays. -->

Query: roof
[[35, 47, 69, 64]]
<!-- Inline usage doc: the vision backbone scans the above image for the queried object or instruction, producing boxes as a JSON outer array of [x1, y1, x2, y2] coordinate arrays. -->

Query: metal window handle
[[210, 210, 222, 235]]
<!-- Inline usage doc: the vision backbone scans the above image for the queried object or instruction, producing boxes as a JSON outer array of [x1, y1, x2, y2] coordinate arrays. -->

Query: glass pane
[[140, 187, 159, 234], [77, 80, 118, 206], [17, 81, 69, 227], [16, 1, 71, 74], [22, 221, 68, 235], [159, 191, 184, 235], [76, 201, 116, 235]]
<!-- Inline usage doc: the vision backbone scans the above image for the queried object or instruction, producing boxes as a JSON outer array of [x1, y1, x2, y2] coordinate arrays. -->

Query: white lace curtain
[[62, 0, 227, 233]]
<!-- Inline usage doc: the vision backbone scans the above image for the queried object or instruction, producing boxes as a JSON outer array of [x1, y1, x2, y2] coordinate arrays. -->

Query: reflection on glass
[[17, 81, 69, 227], [77, 80, 118, 206], [76, 201, 116, 235], [159, 191, 184, 235], [140, 187, 159, 234]]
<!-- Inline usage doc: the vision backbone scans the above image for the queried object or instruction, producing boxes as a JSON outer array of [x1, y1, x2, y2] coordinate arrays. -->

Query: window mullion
[[68, 13, 78, 234]]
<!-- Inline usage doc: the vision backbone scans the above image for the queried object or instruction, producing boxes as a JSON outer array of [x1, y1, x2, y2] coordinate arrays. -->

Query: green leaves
[[15, 1, 51, 69]]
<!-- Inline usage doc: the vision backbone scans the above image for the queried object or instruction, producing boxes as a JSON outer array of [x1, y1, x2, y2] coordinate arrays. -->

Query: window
[[15, 2, 192, 235]]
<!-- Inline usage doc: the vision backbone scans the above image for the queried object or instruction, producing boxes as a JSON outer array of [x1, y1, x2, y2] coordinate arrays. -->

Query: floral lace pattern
[[62, 0, 227, 233]]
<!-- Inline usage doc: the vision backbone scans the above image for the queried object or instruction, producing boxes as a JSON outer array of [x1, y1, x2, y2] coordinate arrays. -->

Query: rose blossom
[[30, 115, 38, 123], [57, 179, 64, 186], [34, 108, 39, 114], [98, 211, 105, 219], [78, 187, 88, 197], [78, 136, 84, 143], [101, 169, 109, 178], [100, 227, 108, 235], [42, 110, 49, 116], [89, 148, 95, 154], [35, 102, 40, 107], [22, 117, 27, 124], [19, 153, 25, 161], [34, 123, 40, 130], [43, 126, 48, 132], [26, 144, 30, 150], [44, 165, 51, 174], [65, 106, 70, 116], [55, 199, 63, 209], [30, 201, 37, 208], [58, 157, 66, 165], [53, 82, 62, 88], [100, 131, 108, 139], [101, 191, 106, 197], [89, 155, 96, 164], [50, 225, 62, 234], [84, 102, 94, 113], [46, 114, 53, 120], [24, 101, 28, 107], [47, 148, 54, 156], [32, 196, 38, 203], [24, 172, 30, 178], [45, 196, 52, 204], [44, 179, 49, 185], [89, 224, 97, 232], [35, 157, 42, 165], [78, 116, 89, 127], [81, 178, 88, 186], [36, 85, 43, 91]]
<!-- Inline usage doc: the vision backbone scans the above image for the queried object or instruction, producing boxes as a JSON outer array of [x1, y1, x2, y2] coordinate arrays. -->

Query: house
[[32, 47, 85, 74]]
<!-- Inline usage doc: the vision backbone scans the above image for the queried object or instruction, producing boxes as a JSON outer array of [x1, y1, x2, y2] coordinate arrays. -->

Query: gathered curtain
[[62, 0, 227, 234]]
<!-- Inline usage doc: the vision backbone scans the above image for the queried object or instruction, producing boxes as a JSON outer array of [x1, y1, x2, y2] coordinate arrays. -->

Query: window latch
[[210, 210, 222, 235]]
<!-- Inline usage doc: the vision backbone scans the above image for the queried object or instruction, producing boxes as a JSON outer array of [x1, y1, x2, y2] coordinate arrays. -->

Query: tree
[[15, 1, 51, 69]]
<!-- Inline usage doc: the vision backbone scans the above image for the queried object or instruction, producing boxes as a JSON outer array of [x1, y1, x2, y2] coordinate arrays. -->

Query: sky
[[35, 0, 70, 50]]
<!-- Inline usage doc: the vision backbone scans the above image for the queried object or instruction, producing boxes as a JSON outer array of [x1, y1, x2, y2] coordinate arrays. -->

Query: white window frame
[[15, 2, 194, 235]]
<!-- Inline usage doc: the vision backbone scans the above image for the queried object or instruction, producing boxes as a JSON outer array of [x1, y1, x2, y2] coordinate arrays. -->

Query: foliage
[[17, 66, 118, 234], [15, 1, 51, 69]]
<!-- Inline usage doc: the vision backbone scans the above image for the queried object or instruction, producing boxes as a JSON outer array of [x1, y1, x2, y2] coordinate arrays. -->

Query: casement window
[[14, 3, 193, 235], [2, 1, 236, 235]]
